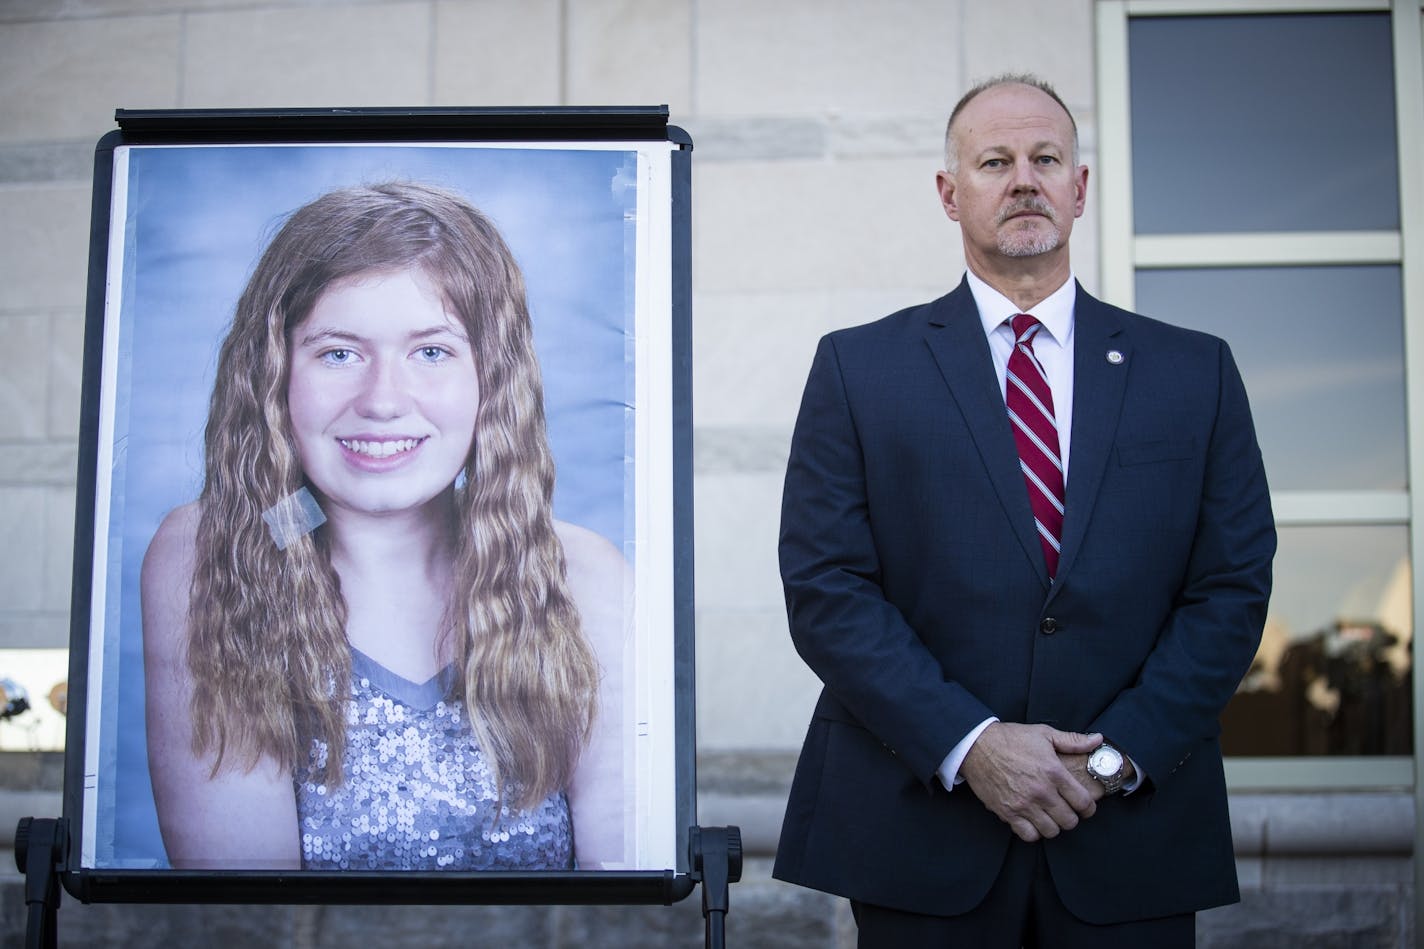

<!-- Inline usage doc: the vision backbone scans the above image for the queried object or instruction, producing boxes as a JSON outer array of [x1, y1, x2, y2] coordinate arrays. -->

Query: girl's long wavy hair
[[187, 181, 598, 811]]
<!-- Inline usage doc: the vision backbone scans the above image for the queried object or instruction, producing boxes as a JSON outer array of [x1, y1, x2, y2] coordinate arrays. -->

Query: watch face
[[1090, 746, 1123, 775]]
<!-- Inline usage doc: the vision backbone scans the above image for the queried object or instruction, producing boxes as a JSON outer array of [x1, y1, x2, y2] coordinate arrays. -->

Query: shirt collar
[[965, 269, 1077, 347]]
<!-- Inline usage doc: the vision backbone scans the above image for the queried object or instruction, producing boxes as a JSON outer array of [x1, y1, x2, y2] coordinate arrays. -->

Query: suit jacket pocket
[[1117, 438, 1197, 466]]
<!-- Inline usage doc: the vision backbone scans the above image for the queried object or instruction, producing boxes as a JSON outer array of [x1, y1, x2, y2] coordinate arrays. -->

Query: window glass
[[0, 648, 67, 751], [1135, 265, 1406, 491], [1221, 525, 1412, 756], [1129, 13, 1398, 234]]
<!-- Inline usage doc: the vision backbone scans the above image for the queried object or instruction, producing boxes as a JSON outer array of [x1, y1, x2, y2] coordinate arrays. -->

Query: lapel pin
[[1106, 350, 1124, 365]]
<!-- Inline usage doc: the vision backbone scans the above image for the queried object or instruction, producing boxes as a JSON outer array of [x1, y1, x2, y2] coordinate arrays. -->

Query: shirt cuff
[[936, 717, 998, 790], [1121, 752, 1145, 794]]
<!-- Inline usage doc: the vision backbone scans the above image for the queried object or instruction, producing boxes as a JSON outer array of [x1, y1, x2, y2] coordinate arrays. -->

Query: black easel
[[15, 816, 66, 949], [18, 817, 743, 948], [689, 825, 743, 949]]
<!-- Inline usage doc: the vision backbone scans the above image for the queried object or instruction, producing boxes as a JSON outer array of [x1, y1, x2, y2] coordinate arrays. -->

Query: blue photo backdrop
[[92, 144, 639, 867]]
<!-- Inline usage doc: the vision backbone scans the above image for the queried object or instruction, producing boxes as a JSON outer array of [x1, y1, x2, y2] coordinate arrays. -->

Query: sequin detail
[[295, 649, 573, 871]]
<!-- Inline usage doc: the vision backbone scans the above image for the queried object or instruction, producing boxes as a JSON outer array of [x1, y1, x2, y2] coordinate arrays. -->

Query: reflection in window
[[0, 648, 68, 752], [1135, 266, 1406, 491], [1129, 13, 1397, 234], [1221, 526, 1412, 756]]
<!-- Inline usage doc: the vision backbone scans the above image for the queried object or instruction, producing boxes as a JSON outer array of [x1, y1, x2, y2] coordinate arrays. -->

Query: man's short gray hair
[[943, 73, 1080, 174]]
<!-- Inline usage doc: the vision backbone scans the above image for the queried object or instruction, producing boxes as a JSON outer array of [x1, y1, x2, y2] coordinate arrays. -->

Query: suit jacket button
[[1039, 617, 1058, 635]]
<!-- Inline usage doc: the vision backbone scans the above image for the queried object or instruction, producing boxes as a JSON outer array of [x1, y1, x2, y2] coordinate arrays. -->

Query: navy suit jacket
[[773, 279, 1275, 923]]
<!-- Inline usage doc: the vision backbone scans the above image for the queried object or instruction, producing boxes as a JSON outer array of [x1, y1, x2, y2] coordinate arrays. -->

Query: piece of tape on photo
[[262, 486, 327, 550]]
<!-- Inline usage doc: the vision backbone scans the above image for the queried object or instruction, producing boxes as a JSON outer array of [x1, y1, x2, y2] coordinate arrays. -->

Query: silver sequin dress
[[295, 648, 574, 870]]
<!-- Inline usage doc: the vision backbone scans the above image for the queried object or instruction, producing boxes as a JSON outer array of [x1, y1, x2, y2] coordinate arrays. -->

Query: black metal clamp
[[15, 816, 67, 949], [688, 825, 743, 949]]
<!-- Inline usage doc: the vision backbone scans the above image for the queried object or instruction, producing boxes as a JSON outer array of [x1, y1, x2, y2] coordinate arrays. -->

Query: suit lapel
[[923, 280, 1051, 588], [1048, 285, 1129, 605]]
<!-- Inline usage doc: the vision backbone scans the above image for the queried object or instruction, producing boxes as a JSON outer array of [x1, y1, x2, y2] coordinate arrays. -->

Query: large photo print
[[79, 140, 679, 875]]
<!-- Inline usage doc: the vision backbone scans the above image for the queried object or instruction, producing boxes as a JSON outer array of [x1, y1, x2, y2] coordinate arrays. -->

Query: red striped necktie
[[1006, 313, 1065, 579]]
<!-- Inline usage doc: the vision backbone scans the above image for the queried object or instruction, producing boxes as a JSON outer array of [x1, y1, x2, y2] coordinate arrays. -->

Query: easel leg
[[689, 825, 743, 949], [15, 816, 66, 949]]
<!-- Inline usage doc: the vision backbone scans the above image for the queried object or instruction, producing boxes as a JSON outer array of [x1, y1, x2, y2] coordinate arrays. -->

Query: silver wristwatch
[[1086, 743, 1126, 794]]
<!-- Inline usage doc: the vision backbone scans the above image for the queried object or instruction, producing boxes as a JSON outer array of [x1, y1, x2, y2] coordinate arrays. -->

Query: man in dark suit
[[773, 74, 1275, 947]]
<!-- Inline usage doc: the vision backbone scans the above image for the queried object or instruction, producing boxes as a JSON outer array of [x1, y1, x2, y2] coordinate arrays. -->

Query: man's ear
[[936, 170, 960, 222]]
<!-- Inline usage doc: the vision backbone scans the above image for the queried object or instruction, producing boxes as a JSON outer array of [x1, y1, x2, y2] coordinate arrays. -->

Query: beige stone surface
[[0, 0, 266, 21], [962, 0, 1096, 111], [829, 113, 949, 161], [1260, 855, 1413, 886], [695, 608, 821, 750], [679, 115, 827, 161], [0, 486, 48, 610], [0, 315, 49, 440], [1234, 855, 1264, 888], [566, 0, 691, 113], [0, 615, 71, 649], [694, 425, 791, 477], [694, 156, 962, 294], [41, 485, 76, 613], [183, 3, 430, 108], [693, 471, 785, 611], [434, 0, 562, 106], [693, 288, 936, 429], [0, 15, 180, 142], [0, 443, 79, 487], [47, 310, 85, 441], [0, 186, 92, 312], [696, 0, 962, 116], [1071, 186, 1101, 297]]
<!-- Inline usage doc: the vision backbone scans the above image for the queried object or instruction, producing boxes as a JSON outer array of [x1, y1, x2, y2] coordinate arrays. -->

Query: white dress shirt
[[933, 270, 1142, 795], [934, 271, 1076, 790], [969, 268, 1076, 481]]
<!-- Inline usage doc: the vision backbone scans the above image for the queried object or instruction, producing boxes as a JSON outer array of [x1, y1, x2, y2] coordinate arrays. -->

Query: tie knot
[[1010, 313, 1040, 342]]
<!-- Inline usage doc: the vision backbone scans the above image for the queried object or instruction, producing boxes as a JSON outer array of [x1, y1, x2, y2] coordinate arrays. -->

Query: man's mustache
[[996, 198, 1058, 225]]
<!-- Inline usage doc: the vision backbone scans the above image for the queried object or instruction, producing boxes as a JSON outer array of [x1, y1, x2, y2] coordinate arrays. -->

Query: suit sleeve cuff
[[936, 717, 998, 790]]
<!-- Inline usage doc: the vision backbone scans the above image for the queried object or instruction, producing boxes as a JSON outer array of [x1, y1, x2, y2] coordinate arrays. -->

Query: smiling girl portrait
[[139, 182, 629, 872]]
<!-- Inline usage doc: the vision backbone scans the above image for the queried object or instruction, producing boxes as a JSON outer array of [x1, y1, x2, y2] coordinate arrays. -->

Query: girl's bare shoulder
[[143, 501, 201, 587], [553, 521, 630, 647], [554, 521, 626, 580]]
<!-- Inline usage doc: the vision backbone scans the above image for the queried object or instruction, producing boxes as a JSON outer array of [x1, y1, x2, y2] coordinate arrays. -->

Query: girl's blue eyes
[[316, 346, 453, 365]]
